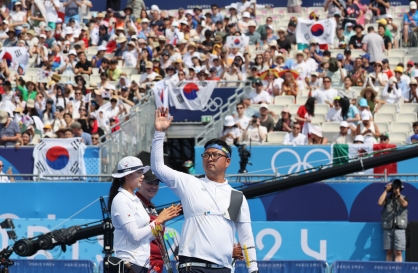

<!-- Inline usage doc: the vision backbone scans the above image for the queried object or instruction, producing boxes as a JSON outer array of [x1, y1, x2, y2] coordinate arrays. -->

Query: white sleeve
[[151, 131, 193, 195], [283, 133, 290, 145], [120, 220, 156, 243], [237, 222, 258, 273]]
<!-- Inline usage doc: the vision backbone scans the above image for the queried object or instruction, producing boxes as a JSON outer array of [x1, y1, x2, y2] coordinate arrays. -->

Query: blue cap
[[336, 53, 344, 60], [411, 134, 418, 142], [252, 112, 260, 118], [361, 54, 370, 61], [359, 98, 368, 107]]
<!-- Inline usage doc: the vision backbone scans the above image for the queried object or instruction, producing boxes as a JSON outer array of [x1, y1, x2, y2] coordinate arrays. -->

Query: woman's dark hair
[[22, 130, 30, 137], [108, 177, 125, 211], [63, 112, 72, 119], [204, 138, 232, 158], [43, 99, 54, 120], [305, 97, 316, 117], [102, 58, 109, 64], [100, 72, 108, 78], [388, 82, 398, 93], [344, 76, 352, 83], [339, 97, 350, 120]]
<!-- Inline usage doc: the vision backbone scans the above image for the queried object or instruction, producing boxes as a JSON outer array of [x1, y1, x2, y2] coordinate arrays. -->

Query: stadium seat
[[25, 68, 38, 77], [399, 103, 418, 113], [322, 122, 341, 132], [388, 56, 403, 65], [315, 104, 330, 115], [121, 67, 137, 76], [396, 113, 417, 123], [274, 95, 295, 106], [391, 122, 412, 133], [375, 122, 390, 133], [267, 132, 287, 143], [351, 87, 363, 96], [311, 114, 326, 123], [296, 96, 308, 105], [92, 68, 99, 75], [130, 74, 141, 83], [59, 75, 71, 83], [389, 132, 409, 144], [269, 105, 284, 116], [374, 113, 396, 123], [378, 104, 398, 114], [388, 49, 407, 58], [90, 74, 101, 84], [288, 105, 300, 116]]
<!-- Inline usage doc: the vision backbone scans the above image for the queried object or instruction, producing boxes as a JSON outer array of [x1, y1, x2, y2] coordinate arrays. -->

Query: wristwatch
[[250, 271, 259, 273]]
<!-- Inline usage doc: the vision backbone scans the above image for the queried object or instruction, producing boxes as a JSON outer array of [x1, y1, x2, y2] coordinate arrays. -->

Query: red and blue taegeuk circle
[[46, 146, 70, 170], [311, 24, 324, 37], [234, 39, 241, 45], [183, 83, 199, 100]]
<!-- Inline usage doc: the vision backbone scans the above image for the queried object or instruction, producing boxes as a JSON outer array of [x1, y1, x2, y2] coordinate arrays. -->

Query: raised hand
[[155, 107, 173, 132], [156, 204, 182, 224]]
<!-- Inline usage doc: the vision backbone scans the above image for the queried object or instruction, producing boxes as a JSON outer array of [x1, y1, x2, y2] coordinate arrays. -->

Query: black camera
[[236, 144, 251, 174]]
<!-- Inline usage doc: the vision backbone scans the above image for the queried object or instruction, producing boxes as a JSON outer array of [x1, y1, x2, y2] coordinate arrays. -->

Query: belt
[[179, 262, 225, 269]]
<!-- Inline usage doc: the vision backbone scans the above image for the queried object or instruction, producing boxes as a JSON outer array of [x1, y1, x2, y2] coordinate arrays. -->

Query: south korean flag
[[33, 138, 87, 180]]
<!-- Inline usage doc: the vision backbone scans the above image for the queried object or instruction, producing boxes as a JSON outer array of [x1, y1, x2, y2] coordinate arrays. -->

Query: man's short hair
[[70, 122, 82, 129], [413, 121, 418, 127], [110, 59, 118, 65], [63, 113, 72, 119], [323, 76, 332, 82], [236, 102, 244, 108], [204, 139, 232, 158], [367, 26, 374, 32], [211, 4, 218, 8]]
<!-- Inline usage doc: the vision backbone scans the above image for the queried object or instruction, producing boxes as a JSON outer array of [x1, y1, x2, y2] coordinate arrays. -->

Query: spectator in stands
[[296, 97, 316, 136], [402, 1, 418, 47], [324, 0, 345, 18], [356, 111, 380, 144], [349, 24, 364, 49], [369, 0, 390, 23], [238, 95, 258, 118], [0, 110, 20, 147], [339, 77, 356, 103], [328, 55, 347, 86], [0, 160, 13, 183], [246, 20, 261, 47], [361, 54, 374, 74], [280, 71, 299, 98], [292, 51, 309, 79], [310, 76, 338, 106], [249, 79, 271, 104], [369, 61, 388, 88], [353, 135, 364, 144], [75, 52, 92, 75], [406, 122, 418, 144], [343, 22, 355, 42], [406, 78, 418, 103], [274, 108, 293, 132], [70, 121, 92, 145], [309, 125, 328, 144], [382, 59, 393, 79], [234, 102, 250, 132], [241, 112, 267, 143], [380, 77, 402, 109], [307, 72, 322, 90], [392, 66, 408, 100], [333, 121, 354, 144], [18, 131, 31, 146], [220, 115, 241, 145], [283, 122, 307, 145], [377, 23, 393, 52], [276, 27, 292, 52], [308, 39, 323, 64], [285, 20, 297, 45], [258, 103, 274, 132], [379, 132, 390, 144], [362, 26, 385, 64], [360, 87, 379, 113]]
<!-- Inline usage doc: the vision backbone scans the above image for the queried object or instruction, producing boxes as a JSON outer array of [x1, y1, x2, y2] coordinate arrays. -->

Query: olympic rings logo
[[270, 148, 332, 176], [202, 97, 223, 112]]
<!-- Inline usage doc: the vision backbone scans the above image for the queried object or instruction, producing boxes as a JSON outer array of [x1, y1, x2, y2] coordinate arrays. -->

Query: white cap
[[151, 4, 160, 11], [141, 18, 149, 23], [247, 20, 257, 27], [259, 103, 269, 110], [39, 34, 46, 39], [411, 1, 417, 9], [310, 126, 323, 137], [242, 11, 251, 18], [185, 9, 193, 16], [68, 49, 77, 57], [98, 45, 107, 51], [224, 115, 235, 127], [309, 38, 318, 44], [340, 121, 349, 127], [65, 26, 73, 35], [361, 111, 370, 121], [354, 135, 365, 142], [112, 156, 150, 178], [106, 84, 116, 91], [389, 77, 397, 84]]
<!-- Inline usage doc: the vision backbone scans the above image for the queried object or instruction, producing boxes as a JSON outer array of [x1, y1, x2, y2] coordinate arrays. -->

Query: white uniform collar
[[118, 187, 137, 201], [202, 176, 229, 185]]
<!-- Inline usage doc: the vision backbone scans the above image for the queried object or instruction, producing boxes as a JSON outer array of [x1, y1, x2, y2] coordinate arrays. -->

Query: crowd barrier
[[12, 259, 95, 273]]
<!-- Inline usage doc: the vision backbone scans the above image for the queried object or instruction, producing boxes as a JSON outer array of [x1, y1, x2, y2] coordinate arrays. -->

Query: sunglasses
[[323, 80, 331, 83], [92, 137, 99, 140], [79, 108, 86, 111], [75, 92, 82, 95], [236, 107, 243, 110], [380, 138, 388, 141], [0, 165, 3, 167]]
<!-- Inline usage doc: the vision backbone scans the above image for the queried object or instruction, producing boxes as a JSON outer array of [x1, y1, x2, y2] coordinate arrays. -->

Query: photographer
[[378, 179, 408, 262], [241, 113, 267, 143]]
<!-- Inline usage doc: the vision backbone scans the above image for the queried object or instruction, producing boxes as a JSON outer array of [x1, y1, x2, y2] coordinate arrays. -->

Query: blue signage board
[[0, 219, 387, 264], [332, 261, 418, 273], [12, 259, 95, 273]]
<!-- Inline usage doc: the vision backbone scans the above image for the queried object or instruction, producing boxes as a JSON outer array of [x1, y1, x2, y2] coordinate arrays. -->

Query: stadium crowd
[[0, 0, 416, 148]]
